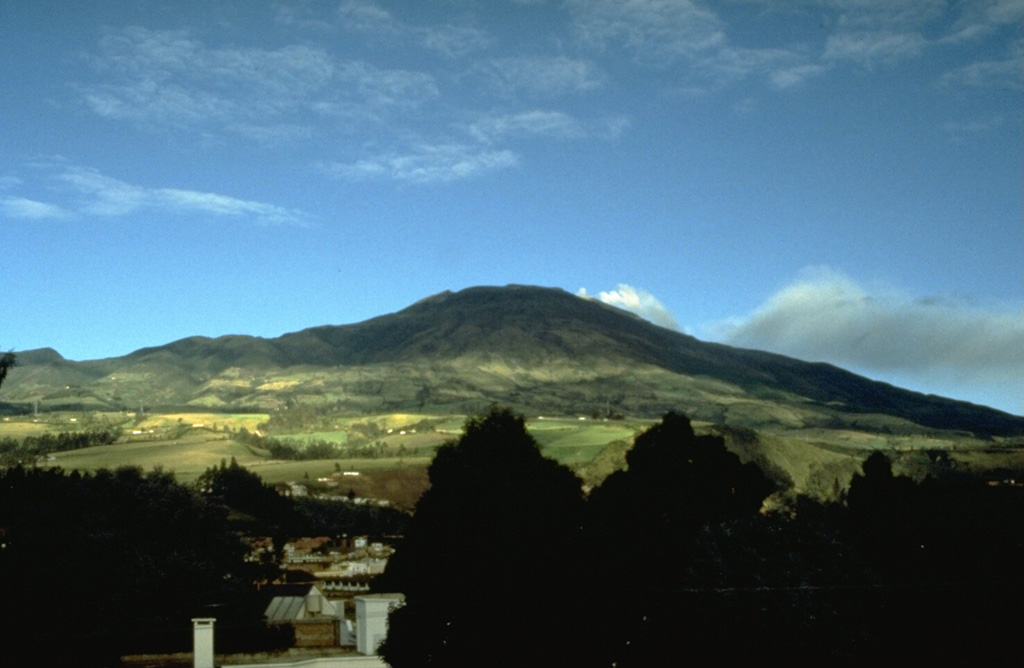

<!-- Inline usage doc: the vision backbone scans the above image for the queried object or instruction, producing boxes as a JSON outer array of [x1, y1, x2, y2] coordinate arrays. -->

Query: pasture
[[47, 431, 261, 482], [4, 408, 1018, 508]]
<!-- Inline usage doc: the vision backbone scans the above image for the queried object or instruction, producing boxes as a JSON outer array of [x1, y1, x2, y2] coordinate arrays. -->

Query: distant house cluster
[[191, 591, 403, 667], [243, 534, 397, 651]]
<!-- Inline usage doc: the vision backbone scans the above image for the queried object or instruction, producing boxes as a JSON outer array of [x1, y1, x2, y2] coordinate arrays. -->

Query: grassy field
[[5, 409, 1020, 508], [48, 431, 260, 481], [0, 417, 53, 439], [135, 412, 269, 432], [528, 418, 641, 466]]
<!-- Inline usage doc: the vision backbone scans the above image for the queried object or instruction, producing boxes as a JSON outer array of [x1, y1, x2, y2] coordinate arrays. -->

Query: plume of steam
[[577, 284, 680, 330]]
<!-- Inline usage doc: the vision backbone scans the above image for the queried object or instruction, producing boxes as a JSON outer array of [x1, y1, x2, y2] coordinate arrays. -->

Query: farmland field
[[3, 408, 1019, 509], [47, 432, 261, 482], [528, 418, 641, 466]]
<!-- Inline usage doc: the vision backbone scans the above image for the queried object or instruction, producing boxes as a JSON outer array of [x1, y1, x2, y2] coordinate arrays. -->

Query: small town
[[123, 533, 404, 667]]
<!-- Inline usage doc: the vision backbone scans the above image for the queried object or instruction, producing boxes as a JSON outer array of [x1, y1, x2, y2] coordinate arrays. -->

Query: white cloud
[[154, 188, 307, 226], [473, 56, 606, 97], [823, 30, 928, 65], [707, 268, 1023, 413], [336, 0, 395, 33], [940, 116, 1005, 142], [81, 26, 437, 136], [945, 0, 1022, 42], [468, 110, 587, 143], [325, 145, 518, 184], [814, 0, 1021, 72], [51, 166, 308, 225], [940, 41, 1023, 89], [578, 284, 680, 330], [467, 110, 631, 144], [768, 63, 829, 89], [567, 0, 726, 63], [566, 0, 828, 92], [0, 197, 72, 220], [337, 0, 493, 57], [417, 23, 494, 58], [335, 61, 439, 108]]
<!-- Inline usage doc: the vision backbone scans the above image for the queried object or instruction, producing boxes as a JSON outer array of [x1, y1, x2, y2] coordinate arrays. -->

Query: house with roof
[[262, 584, 352, 648], [188, 593, 404, 668]]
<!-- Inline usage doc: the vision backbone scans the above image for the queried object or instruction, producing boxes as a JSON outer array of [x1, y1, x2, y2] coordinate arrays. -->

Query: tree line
[[373, 407, 1023, 666], [234, 427, 397, 461], [0, 428, 121, 466], [196, 456, 408, 537], [0, 457, 409, 666]]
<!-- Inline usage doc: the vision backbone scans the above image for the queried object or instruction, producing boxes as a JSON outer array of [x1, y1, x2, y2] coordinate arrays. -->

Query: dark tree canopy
[[196, 456, 292, 529], [0, 351, 13, 388], [0, 465, 259, 666], [582, 412, 777, 666], [839, 451, 1024, 662], [375, 406, 587, 667], [587, 411, 776, 582]]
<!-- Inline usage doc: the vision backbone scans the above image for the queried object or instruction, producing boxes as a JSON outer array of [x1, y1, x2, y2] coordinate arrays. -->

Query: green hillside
[[2, 284, 1020, 498]]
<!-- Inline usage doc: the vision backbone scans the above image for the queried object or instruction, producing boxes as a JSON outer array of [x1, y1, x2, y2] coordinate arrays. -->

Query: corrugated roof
[[265, 596, 306, 623]]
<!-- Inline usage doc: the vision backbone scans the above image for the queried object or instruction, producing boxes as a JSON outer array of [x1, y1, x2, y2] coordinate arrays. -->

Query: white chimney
[[354, 594, 404, 655], [192, 618, 216, 668]]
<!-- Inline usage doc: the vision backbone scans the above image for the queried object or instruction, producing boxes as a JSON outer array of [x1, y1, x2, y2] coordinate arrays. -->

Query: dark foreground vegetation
[[0, 459, 407, 667], [374, 407, 1023, 666], [0, 397, 1019, 665]]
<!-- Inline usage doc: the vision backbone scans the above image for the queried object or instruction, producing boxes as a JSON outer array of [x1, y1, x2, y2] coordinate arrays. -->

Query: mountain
[[4, 285, 1021, 437]]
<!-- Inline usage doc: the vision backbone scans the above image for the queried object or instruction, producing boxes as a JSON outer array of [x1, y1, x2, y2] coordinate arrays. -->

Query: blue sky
[[2, 0, 1021, 415]]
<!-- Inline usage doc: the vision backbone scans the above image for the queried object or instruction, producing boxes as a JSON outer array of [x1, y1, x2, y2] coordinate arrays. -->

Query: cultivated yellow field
[[4, 409, 1019, 504]]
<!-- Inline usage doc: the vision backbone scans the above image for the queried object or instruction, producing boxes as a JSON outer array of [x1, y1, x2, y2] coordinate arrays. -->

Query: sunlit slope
[[5, 285, 1022, 437]]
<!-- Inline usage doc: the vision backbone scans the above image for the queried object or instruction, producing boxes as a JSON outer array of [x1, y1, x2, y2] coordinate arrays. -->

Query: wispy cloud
[[567, 0, 726, 64], [707, 267, 1023, 410], [467, 109, 629, 143], [81, 26, 437, 135], [467, 110, 587, 143], [333, 60, 439, 108], [337, 0, 493, 57], [325, 145, 518, 184], [578, 284, 680, 331], [0, 196, 72, 220], [768, 63, 829, 89], [566, 0, 827, 92], [471, 56, 606, 97], [944, 0, 1022, 42], [84, 29, 332, 125], [565, 0, 1020, 94], [815, 0, 1021, 75], [822, 30, 928, 65], [940, 40, 1023, 89], [940, 115, 1006, 142], [63, 167, 308, 225], [3, 165, 309, 226]]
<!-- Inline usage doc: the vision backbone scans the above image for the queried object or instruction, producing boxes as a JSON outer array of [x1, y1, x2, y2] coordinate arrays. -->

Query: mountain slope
[[4, 285, 1021, 437]]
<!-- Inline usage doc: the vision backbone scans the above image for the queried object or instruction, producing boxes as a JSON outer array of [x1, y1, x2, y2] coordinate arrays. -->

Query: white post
[[192, 617, 216, 668]]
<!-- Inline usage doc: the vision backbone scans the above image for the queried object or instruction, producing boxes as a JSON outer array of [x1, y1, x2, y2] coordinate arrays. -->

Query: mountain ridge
[[4, 285, 1021, 437]]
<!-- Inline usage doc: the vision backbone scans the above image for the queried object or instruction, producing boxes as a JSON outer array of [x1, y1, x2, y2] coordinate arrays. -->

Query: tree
[[0, 351, 13, 389], [583, 412, 776, 665], [374, 407, 587, 667], [845, 451, 920, 571], [842, 451, 1024, 662], [587, 412, 775, 580], [196, 456, 291, 529], [0, 465, 258, 666]]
